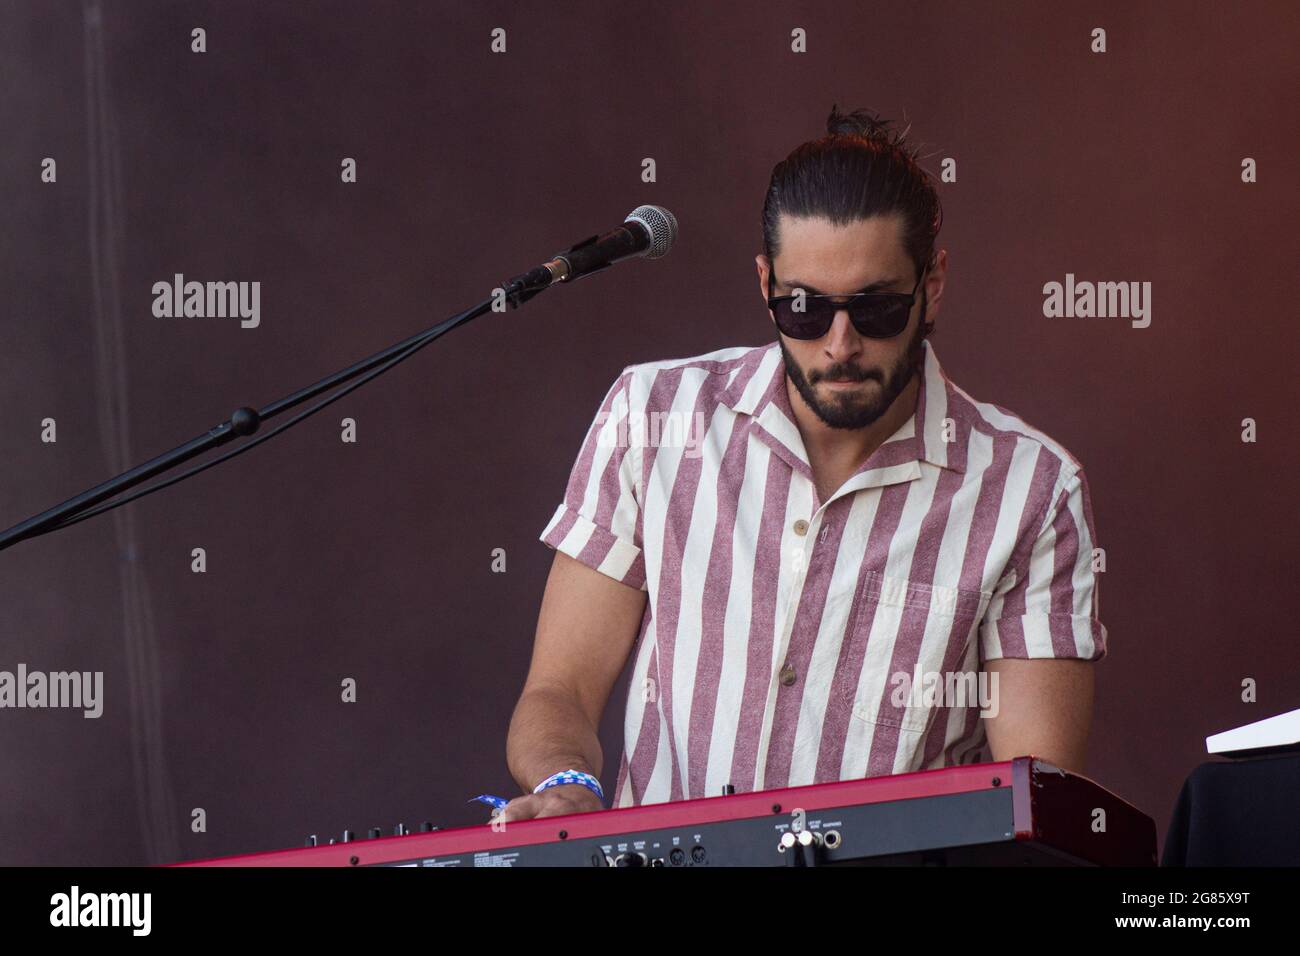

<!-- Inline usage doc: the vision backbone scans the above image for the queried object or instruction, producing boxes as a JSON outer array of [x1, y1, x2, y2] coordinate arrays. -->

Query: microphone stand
[[0, 264, 559, 553]]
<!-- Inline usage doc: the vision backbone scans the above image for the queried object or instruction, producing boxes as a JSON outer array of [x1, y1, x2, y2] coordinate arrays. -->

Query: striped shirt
[[539, 338, 1106, 807]]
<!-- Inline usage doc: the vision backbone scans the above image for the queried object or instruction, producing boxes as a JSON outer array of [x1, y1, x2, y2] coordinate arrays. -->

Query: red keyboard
[[175, 757, 1157, 867]]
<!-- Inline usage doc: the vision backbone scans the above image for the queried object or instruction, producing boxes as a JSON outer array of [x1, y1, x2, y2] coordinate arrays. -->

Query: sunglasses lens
[[850, 297, 911, 337], [772, 301, 831, 339]]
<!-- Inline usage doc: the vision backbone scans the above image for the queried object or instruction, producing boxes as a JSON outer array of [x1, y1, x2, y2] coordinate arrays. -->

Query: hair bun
[[826, 103, 893, 142]]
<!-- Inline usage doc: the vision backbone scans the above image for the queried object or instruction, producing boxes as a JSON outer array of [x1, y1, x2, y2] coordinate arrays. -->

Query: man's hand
[[498, 783, 604, 822]]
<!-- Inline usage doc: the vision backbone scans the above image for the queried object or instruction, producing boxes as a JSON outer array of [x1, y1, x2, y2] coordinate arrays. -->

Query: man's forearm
[[506, 685, 605, 793]]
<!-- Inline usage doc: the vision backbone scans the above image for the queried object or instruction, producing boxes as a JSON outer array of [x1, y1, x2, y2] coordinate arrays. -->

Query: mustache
[[813, 366, 880, 383]]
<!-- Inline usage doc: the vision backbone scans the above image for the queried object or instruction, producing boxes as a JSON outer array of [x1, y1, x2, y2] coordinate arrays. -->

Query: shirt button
[[778, 662, 797, 686], [793, 519, 809, 536]]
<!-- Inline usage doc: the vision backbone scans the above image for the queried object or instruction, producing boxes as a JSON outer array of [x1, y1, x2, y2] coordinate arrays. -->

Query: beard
[[778, 315, 929, 430]]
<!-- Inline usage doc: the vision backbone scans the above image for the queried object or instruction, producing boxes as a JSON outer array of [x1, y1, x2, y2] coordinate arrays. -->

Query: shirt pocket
[[837, 570, 992, 734]]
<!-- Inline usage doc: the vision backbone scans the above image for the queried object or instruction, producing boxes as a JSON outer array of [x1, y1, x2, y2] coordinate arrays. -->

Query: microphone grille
[[626, 205, 678, 259]]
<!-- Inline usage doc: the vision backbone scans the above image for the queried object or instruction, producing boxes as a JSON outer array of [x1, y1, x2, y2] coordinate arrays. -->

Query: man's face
[[763, 213, 931, 430]]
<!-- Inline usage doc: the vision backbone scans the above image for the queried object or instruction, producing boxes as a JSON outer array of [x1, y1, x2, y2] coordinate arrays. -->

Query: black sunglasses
[[766, 262, 927, 340]]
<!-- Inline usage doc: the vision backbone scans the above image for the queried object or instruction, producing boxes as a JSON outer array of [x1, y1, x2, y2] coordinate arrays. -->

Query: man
[[503, 106, 1106, 820]]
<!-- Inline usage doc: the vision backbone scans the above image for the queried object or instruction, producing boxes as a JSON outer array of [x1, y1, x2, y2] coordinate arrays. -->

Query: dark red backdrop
[[0, 0, 1295, 864]]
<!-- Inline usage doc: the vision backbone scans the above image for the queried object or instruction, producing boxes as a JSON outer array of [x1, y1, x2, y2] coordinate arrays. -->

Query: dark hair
[[761, 104, 943, 289]]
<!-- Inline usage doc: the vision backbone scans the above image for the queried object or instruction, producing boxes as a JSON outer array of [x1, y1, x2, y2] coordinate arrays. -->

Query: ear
[[922, 248, 948, 322], [756, 255, 777, 329]]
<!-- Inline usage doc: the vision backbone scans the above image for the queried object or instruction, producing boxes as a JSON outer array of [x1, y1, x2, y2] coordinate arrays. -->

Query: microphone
[[499, 205, 677, 307], [548, 204, 678, 283], [543, 204, 678, 284]]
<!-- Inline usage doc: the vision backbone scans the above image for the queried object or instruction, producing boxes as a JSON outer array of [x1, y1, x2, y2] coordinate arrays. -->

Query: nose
[[821, 307, 863, 363]]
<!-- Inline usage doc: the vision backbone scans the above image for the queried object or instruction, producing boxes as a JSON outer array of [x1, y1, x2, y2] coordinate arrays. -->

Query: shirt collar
[[720, 338, 966, 483]]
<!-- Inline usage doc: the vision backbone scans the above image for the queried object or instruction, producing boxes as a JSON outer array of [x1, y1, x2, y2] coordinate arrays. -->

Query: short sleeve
[[979, 467, 1107, 662], [538, 367, 647, 590]]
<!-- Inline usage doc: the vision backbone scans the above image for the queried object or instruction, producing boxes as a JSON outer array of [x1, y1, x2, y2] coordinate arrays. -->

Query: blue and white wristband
[[468, 770, 605, 814], [533, 769, 604, 803]]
